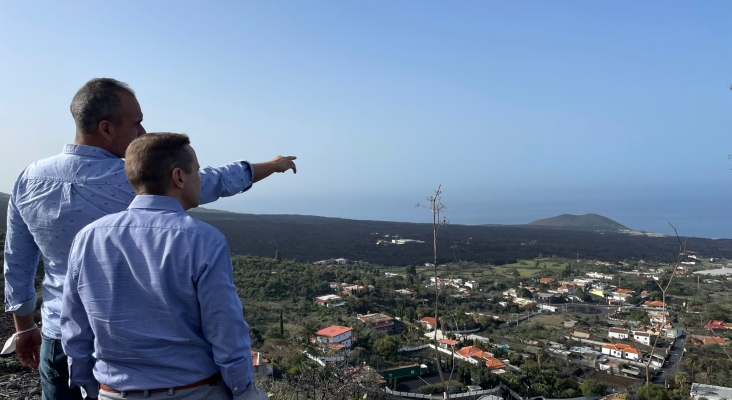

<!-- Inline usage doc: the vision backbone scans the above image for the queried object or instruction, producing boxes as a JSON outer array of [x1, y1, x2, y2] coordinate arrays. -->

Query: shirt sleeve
[[4, 176, 41, 316], [197, 239, 253, 397], [198, 161, 254, 205], [60, 244, 99, 399]]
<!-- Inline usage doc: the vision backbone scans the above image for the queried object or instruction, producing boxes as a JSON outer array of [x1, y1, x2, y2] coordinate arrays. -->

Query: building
[[536, 292, 559, 301], [539, 277, 554, 284], [357, 312, 395, 333], [706, 320, 732, 330], [420, 317, 437, 331], [378, 364, 422, 380], [313, 294, 344, 307], [664, 325, 684, 338], [590, 288, 606, 298], [457, 346, 506, 370], [465, 280, 479, 290], [601, 343, 641, 361], [438, 339, 459, 349], [558, 284, 577, 294], [395, 289, 413, 296], [691, 384, 732, 400], [632, 331, 652, 346], [608, 328, 630, 340], [587, 272, 614, 280], [601, 344, 624, 358], [572, 329, 591, 339], [513, 297, 535, 307], [703, 336, 727, 345], [538, 304, 559, 313], [314, 325, 354, 352], [643, 301, 667, 309], [252, 351, 273, 377], [610, 288, 635, 302]]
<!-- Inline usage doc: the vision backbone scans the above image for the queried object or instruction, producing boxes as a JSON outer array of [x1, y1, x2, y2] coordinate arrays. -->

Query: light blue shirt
[[61, 195, 253, 398], [4, 144, 253, 339]]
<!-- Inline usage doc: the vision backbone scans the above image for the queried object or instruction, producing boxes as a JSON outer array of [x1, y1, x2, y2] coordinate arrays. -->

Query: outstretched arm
[[252, 156, 297, 183]]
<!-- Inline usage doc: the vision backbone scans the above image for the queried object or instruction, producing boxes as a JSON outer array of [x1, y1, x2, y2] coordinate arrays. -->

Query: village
[[258, 250, 732, 400]]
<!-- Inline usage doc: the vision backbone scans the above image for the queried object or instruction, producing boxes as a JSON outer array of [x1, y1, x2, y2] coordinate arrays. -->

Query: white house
[[633, 331, 652, 346], [602, 344, 641, 361], [608, 328, 630, 340], [538, 304, 559, 313], [465, 280, 479, 290], [314, 325, 353, 352], [602, 344, 623, 358], [664, 325, 684, 338]]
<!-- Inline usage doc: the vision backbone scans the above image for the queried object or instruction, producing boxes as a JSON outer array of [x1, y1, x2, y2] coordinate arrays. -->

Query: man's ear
[[97, 120, 115, 143], [171, 168, 185, 190]]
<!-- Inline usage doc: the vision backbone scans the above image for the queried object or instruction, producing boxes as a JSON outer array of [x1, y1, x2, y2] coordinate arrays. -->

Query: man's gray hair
[[70, 78, 135, 136]]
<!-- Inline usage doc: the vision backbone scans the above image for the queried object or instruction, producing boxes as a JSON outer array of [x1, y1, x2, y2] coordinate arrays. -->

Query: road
[[652, 335, 686, 386]]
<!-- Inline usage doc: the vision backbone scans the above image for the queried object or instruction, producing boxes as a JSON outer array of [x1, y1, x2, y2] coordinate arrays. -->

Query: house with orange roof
[[456, 346, 506, 370], [559, 284, 577, 294], [703, 336, 727, 345], [706, 320, 732, 330], [539, 277, 554, 284], [610, 288, 635, 302], [643, 300, 667, 309], [314, 325, 354, 352], [420, 317, 437, 330], [438, 339, 459, 349], [601, 343, 641, 361]]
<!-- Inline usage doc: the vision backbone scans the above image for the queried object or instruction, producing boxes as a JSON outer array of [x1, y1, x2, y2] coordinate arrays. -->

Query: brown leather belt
[[99, 373, 221, 394]]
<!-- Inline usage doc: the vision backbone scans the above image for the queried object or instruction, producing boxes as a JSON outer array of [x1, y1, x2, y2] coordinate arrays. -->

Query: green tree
[[373, 336, 398, 359], [580, 379, 606, 397], [274, 249, 282, 262], [637, 383, 669, 400]]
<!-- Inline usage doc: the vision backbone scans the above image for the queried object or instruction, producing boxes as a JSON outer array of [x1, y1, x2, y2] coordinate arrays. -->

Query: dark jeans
[[40, 335, 83, 400]]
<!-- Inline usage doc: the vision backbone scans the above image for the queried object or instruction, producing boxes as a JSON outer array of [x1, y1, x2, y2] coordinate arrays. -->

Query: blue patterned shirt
[[4, 144, 253, 339], [61, 195, 252, 397]]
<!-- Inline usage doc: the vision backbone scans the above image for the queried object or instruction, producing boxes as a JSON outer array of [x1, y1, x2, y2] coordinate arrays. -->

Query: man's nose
[[138, 125, 147, 137]]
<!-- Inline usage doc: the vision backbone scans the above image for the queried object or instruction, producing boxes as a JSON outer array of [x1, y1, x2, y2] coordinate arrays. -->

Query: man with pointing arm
[[3, 78, 295, 399]]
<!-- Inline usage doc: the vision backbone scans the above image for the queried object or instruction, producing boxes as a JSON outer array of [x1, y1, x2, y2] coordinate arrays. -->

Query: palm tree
[[685, 354, 700, 389], [537, 348, 545, 370], [675, 371, 689, 394], [702, 358, 719, 385]]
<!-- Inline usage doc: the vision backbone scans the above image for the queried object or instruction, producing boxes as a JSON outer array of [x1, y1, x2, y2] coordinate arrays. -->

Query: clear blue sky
[[1, 2, 730, 238]]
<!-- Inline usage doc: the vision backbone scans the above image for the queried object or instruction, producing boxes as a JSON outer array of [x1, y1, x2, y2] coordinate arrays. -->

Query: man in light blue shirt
[[61, 133, 267, 399], [4, 78, 295, 399]]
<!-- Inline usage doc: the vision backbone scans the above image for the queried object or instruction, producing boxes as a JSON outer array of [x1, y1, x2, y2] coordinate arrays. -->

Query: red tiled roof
[[438, 339, 459, 346], [457, 346, 492, 360], [485, 357, 506, 369], [316, 325, 353, 338], [421, 317, 436, 325], [704, 336, 726, 344]]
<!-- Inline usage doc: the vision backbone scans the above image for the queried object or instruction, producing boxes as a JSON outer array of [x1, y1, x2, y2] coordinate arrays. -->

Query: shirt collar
[[63, 144, 119, 159], [128, 195, 186, 213]]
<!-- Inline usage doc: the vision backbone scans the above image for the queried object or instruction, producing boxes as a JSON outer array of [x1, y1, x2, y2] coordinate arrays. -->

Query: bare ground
[[0, 312, 41, 399]]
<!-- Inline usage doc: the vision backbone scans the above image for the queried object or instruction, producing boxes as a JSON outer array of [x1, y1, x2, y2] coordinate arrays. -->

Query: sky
[[0, 2, 730, 238]]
